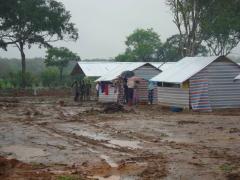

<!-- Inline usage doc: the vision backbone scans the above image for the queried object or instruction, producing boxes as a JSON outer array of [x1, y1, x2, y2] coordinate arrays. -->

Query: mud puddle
[[100, 155, 118, 168], [0, 145, 49, 162], [91, 175, 121, 180], [105, 140, 140, 149], [56, 123, 141, 149]]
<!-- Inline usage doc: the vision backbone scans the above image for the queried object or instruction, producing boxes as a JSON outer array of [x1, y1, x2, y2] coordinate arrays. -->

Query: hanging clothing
[[104, 84, 109, 95]]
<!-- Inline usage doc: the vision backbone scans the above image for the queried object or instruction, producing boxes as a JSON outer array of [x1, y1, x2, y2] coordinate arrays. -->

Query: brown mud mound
[[0, 156, 90, 180], [0, 156, 54, 180], [81, 103, 132, 115], [0, 156, 28, 176]]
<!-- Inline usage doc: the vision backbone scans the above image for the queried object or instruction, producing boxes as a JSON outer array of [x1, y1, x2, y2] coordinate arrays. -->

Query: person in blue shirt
[[148, 81, 155, 105]]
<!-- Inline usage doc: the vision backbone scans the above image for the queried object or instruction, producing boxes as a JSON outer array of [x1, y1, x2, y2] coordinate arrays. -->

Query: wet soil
[[0, 97, 240, 179]]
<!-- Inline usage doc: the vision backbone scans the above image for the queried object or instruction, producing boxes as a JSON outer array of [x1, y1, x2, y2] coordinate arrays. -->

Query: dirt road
[[0, 97, 239, 180]]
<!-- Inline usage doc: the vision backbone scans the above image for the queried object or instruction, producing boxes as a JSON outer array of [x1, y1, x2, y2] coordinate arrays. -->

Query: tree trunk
[[19, 42, 26, 88]]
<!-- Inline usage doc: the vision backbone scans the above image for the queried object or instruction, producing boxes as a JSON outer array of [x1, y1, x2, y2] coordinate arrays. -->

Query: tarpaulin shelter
[[151, 56, 240, 111], [96, 63, 161, 103]]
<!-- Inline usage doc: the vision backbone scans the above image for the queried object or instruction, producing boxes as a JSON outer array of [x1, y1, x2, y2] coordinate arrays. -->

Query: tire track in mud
[[42, 108, 240, 179], [67, 113, 240, 179], [8, 107, 168, 179]]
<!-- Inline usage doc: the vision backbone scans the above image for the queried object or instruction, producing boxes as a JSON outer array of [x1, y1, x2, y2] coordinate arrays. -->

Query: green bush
[[41, 67, 59, 87], [7, 71, 38, 88]]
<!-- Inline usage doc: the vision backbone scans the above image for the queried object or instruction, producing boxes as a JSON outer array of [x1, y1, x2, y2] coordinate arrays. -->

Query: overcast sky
[[0, 0, 178, 60], [0, 0, 239, 60]]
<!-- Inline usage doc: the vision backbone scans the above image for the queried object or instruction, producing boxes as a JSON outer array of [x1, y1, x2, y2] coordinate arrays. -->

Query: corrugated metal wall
[[157, 87, 190, 108], [98, 64, 161, 103], [136, 79, 148, 102], [133, 64, 161, 80], [98, 86, 118, 103], [134, 79, 158, 103], [191, 58, 240, 109]]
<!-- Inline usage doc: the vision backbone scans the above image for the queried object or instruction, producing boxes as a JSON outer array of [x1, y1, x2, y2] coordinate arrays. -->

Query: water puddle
[[62, 109, 76, 117], [71, 127, 108, 141], [57, 123, 141, 149], [164, 136, 193, 143], [91, 175, 120, 180], [100, 154, 118, 168], [107, 140, 140, 149], [0, 145, 49, 162]]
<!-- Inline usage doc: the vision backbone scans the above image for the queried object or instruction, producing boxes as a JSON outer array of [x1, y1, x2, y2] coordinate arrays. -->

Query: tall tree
[[162, 34, 207, 61], [45, 47, 79, 81], [0, 0, 78, 87], [166, 0, 240, 56], [166, 0, 204, 57], [201, 0, 240, 55], [116, 28, 163, 62]]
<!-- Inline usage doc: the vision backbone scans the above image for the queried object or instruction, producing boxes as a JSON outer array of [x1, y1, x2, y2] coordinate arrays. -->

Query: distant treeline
[[0, 57, 75, 77], [0, 58, 112, 89], [0, 57, 76, 89]]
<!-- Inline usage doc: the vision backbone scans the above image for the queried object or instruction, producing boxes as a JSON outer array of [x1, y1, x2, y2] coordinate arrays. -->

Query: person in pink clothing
[[133, 81, 140, 105]]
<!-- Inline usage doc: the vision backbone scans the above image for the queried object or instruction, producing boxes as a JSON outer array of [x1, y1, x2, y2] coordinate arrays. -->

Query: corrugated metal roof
[[235, 74, 240, 80], [77, 62, 120, 77], [96, 62, 147, 81], [151, 56, 219, 84], [150, 62, 176, 71], [75, 62, 176, 77]]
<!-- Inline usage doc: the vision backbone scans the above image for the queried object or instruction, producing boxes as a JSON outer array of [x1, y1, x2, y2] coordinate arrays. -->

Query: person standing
[[79, 80, 83, 101], [123, 78, 128, 104], [86, 81, 91, 101], [72, 80, 79, 102], [133, 81, 140, 105], [127, 78, 135, 106], [96, 82, 100, 98], [148, 81, 154, 105]]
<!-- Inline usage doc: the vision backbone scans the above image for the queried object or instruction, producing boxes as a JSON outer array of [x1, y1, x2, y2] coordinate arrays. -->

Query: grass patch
[[160, 133, 169, 137], [219, 164, 234, 173]]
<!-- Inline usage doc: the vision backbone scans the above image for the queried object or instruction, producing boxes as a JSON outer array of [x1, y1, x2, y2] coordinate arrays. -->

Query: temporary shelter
[[151, 56, 240, 111], [70, 62, 120, 78], [71, 62, 176, 78], [96, 63, 161, 103]]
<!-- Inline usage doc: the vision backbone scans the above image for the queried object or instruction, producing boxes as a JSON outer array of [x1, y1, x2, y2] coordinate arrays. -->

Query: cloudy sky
[[0, 0, 239, 60], [0, 0, 178, 60]]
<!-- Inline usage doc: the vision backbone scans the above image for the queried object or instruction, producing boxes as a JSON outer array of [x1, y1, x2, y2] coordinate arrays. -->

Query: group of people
[[114, 77, 155, 106], [73, 77, 155, 105], [123, 78, 140, 106], [72, 80, 92, 102]]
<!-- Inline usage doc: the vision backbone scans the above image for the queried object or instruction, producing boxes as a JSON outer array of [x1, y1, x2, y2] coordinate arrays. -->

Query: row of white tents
[[71, 56, 240, 111]]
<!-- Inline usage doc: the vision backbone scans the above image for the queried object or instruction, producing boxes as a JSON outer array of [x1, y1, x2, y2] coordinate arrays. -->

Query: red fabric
[[104, 84, 109, 95]]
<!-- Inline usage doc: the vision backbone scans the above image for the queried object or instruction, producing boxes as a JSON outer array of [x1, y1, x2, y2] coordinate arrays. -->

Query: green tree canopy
[[162, 34, 207, 62], [45, 47, 79, 81], [41, 67, 59, 87], [200, 0, 240, 55], [116, 28, 163, 62], [0, 0, 78, 87], [166, 0, 240, 56]]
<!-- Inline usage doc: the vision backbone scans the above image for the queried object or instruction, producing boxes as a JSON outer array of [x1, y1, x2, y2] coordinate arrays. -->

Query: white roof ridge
[[151, 56, 220, 84]]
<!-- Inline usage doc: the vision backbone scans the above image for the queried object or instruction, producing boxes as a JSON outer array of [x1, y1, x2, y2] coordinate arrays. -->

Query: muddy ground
[[0, 97, 240, 180]]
